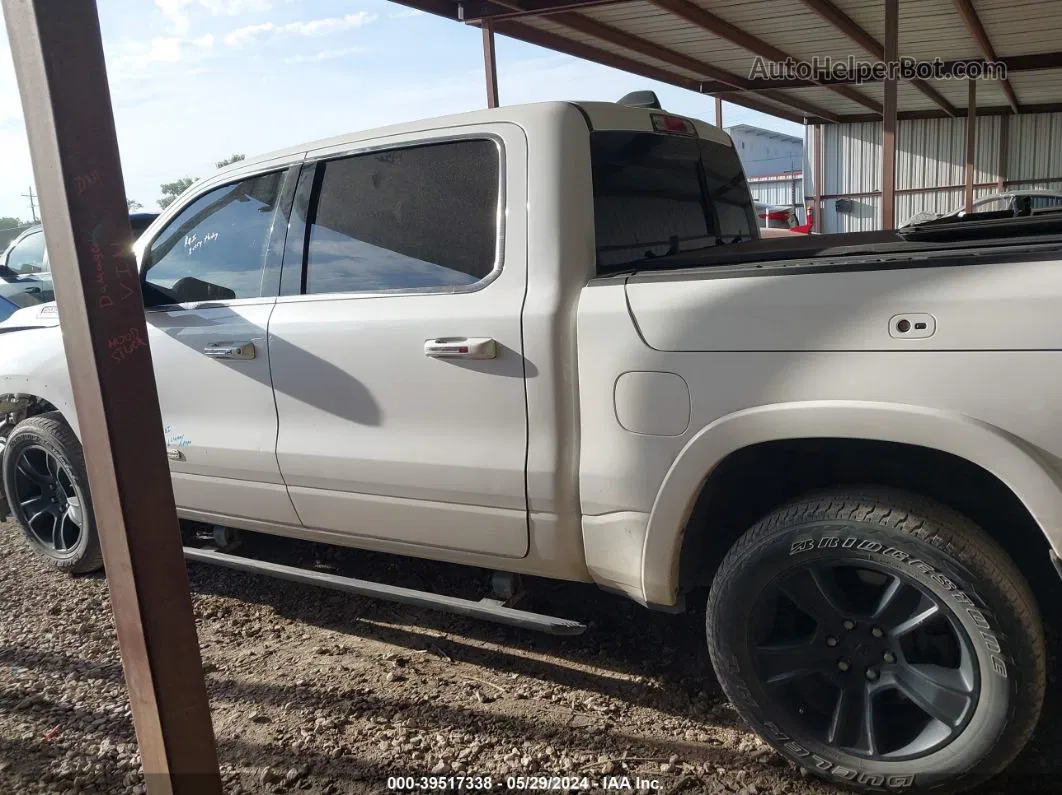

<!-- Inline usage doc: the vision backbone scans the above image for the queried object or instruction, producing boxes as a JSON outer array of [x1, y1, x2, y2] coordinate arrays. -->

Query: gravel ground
[[1, 519, 1060, 795]]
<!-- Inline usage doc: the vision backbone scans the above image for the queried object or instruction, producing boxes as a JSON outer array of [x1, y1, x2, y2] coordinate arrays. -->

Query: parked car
[[0, 98, 1058, 793], [900, 189, 1062, 227], [754, 200, 798, 229], [0, 294, 19, 324], [0, 211, 159, 326]]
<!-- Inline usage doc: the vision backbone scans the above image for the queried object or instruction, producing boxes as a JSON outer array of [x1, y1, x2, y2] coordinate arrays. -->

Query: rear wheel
[[706, 488, 1045, 793], [2, 413, 102, 574]]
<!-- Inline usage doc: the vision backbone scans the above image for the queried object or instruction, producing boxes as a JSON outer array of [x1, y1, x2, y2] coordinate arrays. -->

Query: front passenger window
[[142, 171, 282, 304]]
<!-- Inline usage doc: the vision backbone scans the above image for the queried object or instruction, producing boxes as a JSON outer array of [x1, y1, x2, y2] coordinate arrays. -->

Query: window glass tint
[[972, 197, 1007, 213], [305, 139, 499, 295], [7, 231, 46, 275], [143, 171, 282, 304], [590, 131, 756, 269], [1031, 195, 1062, 210]]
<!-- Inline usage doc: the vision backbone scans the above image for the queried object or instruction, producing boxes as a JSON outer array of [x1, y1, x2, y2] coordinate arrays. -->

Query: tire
[[2, 413, 102, 574], [706, 488, 1045, 793]]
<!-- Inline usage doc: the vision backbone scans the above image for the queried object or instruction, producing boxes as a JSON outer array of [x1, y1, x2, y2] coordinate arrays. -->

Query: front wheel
[[706, 488, 1045, 793], [2, 413, 102, 574]]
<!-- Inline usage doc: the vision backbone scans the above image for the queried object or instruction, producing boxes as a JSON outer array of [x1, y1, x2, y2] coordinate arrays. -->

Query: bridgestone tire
[[706, 488, 1045, 793], [2, 413, 102, 574]]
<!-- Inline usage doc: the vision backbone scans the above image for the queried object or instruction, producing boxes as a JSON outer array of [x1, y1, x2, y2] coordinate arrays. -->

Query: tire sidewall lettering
[[788, 533, 1008, 677]]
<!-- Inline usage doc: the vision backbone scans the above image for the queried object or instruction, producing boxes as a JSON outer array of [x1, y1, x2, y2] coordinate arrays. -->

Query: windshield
[[590, 130, 757, 269]]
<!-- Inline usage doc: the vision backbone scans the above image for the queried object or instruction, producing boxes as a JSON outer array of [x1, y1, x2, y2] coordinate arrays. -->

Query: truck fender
[[640, 400, 1062, 606]]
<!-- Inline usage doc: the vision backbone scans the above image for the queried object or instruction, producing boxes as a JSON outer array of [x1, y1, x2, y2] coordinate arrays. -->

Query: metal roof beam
[[698, 51, 1062, 92], [494, 20, 827, 123], [462, 0, 627, 23], [798, 0, 958, 116], [647, 0, 883, 115], [952, 0, 1021, 113], [533, 12, 843, 121], [833, 101, 1062, 124]]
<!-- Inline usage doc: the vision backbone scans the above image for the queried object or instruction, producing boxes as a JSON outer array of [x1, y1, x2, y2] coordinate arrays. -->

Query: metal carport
[[393, 0, 1062, 231]]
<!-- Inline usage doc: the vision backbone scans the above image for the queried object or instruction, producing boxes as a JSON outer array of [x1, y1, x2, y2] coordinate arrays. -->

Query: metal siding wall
[[818, 112, 1062, 232], [823, 122, 881, 196], [1008, 114, 1062, 181], [748, 177, 804, 208]]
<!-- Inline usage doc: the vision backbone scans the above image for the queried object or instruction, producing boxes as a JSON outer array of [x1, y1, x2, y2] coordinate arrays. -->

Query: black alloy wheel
[[11, 444, 86, 557], [2, 413, 102, 573], [751, 561, 978, 760], [707, 489, 1045, 793]]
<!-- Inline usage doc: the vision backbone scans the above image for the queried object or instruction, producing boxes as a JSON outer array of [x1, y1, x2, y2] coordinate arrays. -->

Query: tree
[[0, 216, 26, 231], [157, 153, 245, 209], [158, 177, 196, 210], [127, 199, 143, 211]]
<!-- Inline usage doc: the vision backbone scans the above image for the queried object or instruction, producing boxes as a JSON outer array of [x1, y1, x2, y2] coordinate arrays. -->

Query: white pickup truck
[[1, 95, 1060, 793]]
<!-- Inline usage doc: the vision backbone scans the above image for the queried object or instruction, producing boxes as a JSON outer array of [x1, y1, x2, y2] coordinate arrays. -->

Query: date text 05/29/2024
[[386, 775, 664, 791]]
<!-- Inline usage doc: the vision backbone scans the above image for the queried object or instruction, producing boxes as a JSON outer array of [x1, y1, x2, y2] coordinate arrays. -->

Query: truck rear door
[[266, 124, 531, 557]]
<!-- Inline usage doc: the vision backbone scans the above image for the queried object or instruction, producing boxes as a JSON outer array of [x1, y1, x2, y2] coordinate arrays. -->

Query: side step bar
[[183, 547, 587, 636]]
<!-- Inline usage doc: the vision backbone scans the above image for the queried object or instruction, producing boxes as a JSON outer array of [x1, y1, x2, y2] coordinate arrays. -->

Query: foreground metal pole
[[2, 2, 221, 793], [881, 0, 898, 229], [965, 78, 977, 213], [483, 18, 500, 108]]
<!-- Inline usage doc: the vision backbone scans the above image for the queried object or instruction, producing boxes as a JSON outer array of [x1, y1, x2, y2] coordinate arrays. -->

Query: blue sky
[[0, 0, 802, 219]]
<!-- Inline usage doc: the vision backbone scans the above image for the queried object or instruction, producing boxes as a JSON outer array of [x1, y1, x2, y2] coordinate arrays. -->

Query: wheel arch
[[0, 377, 79, 439], [642, 401, 1062, 607]]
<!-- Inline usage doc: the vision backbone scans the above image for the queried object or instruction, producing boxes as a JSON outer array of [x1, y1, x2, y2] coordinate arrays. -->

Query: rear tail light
[[650, 113, 696, 136]]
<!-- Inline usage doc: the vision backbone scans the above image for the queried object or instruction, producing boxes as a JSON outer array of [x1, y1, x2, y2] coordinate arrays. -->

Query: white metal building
[[810, 111, 1062, 233]]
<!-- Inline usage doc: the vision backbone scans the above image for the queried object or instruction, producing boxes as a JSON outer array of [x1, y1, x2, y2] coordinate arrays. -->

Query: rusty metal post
[[715, 95, 723, 127], [965, 77, 977, 213], [814, 123, 824, 233], [881, 0, 898, 229], [2, 2, 221, 793], [997, 112, 1009, 192], [483, 18, 500, 108]]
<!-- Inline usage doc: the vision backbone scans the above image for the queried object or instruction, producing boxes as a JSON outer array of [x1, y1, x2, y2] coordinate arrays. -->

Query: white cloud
[[109, 34, 216, 78], [223, 22, 274, 47], [284, 47, 365, 64], [223, 12, 377, 47], [155, 0, 272, 34]]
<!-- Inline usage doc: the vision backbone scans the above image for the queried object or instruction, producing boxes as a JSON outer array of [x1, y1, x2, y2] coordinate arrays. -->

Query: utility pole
[[22, 185, 38, 222]]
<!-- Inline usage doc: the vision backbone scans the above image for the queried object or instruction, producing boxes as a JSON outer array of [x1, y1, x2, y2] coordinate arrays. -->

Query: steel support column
[[814, 123, 824, 233], [2, 2, 221, 793], [483, 18, 500, 108], [715, 95, 723, 127], [997, 112, 1009, 192], [965, 78, 977, 213], [881, 0, 898, 229]]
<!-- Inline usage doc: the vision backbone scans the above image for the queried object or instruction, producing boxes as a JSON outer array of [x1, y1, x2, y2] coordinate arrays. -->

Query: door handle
[[203, 341, 256, 360], [424, 337, 497, 360]]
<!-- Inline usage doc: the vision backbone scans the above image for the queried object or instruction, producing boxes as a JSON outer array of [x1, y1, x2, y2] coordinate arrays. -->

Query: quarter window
[[142, 171, 283, 304], [303, 139, 500, 295]]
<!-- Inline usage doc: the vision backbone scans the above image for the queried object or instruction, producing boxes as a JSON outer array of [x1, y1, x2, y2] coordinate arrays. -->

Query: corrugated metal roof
[[400, 0, 1062, 125]]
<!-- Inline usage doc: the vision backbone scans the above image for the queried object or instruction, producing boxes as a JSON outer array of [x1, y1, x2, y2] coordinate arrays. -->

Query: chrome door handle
[[424, 337, 497, 359], [203, 341, 256, 360]]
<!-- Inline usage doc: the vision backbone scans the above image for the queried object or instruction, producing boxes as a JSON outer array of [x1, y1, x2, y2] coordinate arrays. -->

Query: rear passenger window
[[304, 139, 500, 295]]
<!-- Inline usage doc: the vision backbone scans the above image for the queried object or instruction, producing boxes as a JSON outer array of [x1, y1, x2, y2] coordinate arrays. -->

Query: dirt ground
[[1, 520, 1060, 795]]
